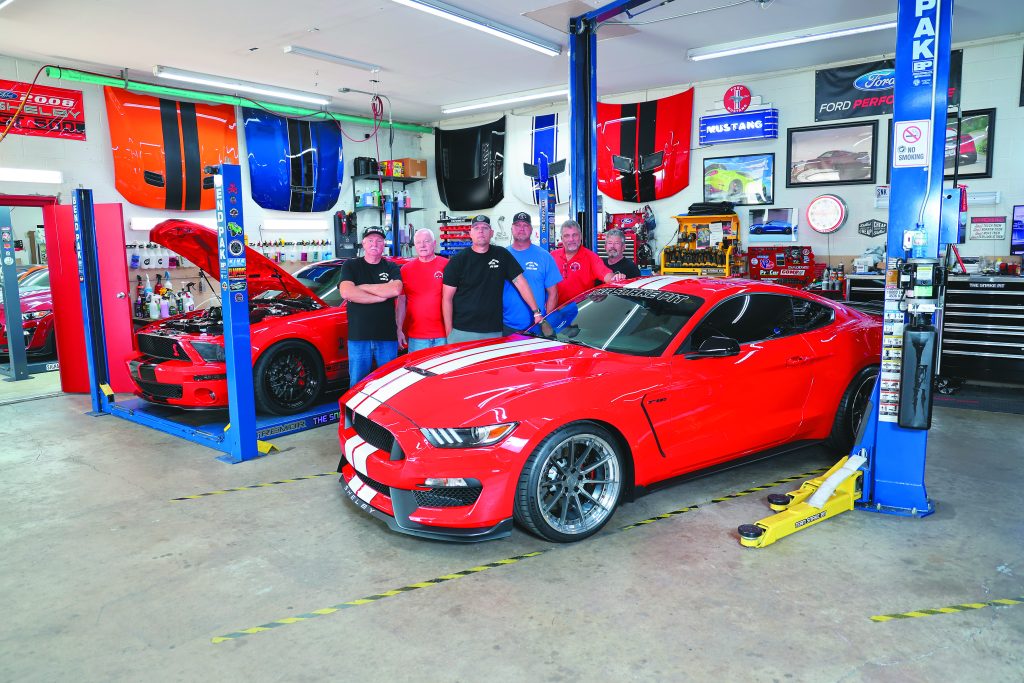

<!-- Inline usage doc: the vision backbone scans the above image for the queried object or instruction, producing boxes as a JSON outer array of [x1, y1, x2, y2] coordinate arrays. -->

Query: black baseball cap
[[512, 211, 532, 225], [362, 226, 387, 239], [471, 214, 491, 227]]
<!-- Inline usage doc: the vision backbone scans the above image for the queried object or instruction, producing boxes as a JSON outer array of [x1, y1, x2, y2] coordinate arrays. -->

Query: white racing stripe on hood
[[354, 395, 382, 418], [350, 441, 376, 475], [429, 339, 565, 375], [344, 434, 366, 462], [623, 275, 681, 290], [416, 337, 554, 372]]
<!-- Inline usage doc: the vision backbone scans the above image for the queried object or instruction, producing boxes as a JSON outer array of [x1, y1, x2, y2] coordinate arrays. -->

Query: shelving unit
[[438, 216, 472, 257], [351, 173, 424, 256], [661, 214, 740, 276]]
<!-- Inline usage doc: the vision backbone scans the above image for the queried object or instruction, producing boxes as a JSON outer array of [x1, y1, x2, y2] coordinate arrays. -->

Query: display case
[[661, 214, 740, 276]]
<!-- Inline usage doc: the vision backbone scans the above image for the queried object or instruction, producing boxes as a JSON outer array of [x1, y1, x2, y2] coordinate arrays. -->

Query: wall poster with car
[[747, 207, 797, 243], [702, 152, 774, 205], [786, 121, 877, 187]]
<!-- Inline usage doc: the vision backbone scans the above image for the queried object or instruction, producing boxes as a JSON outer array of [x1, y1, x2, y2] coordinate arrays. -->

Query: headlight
[[420, 423, 518, 449], [22, 310, 51, 321], [191, 341, 226, 362]]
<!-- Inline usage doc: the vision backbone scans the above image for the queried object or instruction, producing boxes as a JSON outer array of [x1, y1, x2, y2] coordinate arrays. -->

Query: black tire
[[824, 365, 878, 452], [253, 340, 325, 415], [514, 422, 623, 543]]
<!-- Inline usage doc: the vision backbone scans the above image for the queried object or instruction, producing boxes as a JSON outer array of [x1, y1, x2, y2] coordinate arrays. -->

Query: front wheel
[[825, 366, 878, 452], [514, 422, 623, 542], [253, 340, 325, 415]]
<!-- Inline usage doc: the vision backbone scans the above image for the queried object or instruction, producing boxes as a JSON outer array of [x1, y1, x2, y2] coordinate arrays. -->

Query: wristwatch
[[533, 309, 542, 317]]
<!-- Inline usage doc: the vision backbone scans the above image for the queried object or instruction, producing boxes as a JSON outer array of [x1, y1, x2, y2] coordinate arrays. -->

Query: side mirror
[[685, 335, 741, 360]]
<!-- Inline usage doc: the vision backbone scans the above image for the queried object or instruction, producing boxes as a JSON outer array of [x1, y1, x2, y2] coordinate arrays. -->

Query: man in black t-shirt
[[442, 214, 544, 343], [338, 226, 403, 385], [603, 229, 641, 279]]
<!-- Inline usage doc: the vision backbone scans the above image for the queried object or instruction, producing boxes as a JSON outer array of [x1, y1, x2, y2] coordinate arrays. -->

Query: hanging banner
[[815, 50, 962, 121], [0, 79, 86, 140]]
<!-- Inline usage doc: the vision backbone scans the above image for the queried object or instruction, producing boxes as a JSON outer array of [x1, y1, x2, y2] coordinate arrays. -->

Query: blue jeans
[[407, 337, 448, 353], [347, 340, 399, 387]]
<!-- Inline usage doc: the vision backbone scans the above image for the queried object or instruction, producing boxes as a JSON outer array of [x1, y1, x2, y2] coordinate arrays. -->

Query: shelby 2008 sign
[[0, 80, 86, 140], [815, 49, 961, 122]]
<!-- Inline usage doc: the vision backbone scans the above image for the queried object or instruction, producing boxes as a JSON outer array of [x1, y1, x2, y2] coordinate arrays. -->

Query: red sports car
[[337, 276, 881, 543], [127, 220, 350, 415], [0, 269, 56, 357]]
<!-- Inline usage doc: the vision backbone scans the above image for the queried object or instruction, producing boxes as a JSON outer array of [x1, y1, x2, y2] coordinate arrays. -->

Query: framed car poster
[[786, 121, 877, 187], [747, 207, 797, 243], [702, 153, 774, 206]]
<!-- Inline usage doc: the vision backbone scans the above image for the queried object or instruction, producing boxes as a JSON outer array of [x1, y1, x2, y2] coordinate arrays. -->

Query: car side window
[[683, 294, 796, 350], [791, 298, 835, 333]]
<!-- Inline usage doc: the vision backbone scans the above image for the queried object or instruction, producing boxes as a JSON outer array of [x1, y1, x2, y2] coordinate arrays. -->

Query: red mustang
[[127, 220, 350, 415], [337, 277, 881, 543]]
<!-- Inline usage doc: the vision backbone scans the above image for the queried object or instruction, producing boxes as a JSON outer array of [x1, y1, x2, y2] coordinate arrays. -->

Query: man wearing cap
[[396, 228, 448, 352], [442, 214, 544, 343], [602, 228, 641, 279], [502, 211, 561, 335], [552, 219, 624, 305], [338, 226, 403, 386]]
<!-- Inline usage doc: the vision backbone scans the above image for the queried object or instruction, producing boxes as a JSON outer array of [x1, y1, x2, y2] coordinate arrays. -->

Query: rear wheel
[[514, 422, 623, 543], [253, 340, 325, 415], [825, 366, 878, 452]]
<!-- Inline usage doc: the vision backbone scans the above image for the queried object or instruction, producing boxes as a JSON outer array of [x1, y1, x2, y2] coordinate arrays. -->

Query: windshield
[[293, 263, 345, 306], [528, 287, 704, 356], [19, 269, 50, 290]]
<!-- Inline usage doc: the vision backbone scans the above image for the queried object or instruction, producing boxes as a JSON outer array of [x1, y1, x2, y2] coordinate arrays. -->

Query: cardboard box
[[397, 157, 427, 178]]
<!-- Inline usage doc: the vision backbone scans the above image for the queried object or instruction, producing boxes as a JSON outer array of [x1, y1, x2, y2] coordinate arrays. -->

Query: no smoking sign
[[893, 119, 931, 168]]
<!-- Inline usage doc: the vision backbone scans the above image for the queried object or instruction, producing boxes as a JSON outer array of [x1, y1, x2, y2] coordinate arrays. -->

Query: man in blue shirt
[[502, 211, 562, 335]]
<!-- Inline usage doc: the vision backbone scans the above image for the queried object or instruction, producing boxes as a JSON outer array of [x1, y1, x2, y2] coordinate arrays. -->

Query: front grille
[[351, 410, 395, 453], [136, 379, 183, 399], [137, 333, 188, 361], [357, 470, 392, 497], [414, 486, 482, 508]]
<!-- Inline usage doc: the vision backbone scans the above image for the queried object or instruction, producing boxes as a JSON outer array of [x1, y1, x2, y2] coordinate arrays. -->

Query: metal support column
[[0, 207, 30, 381], [73, 189, 113, 414]]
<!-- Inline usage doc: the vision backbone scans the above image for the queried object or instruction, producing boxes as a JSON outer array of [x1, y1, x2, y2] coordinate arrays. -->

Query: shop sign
[[0, 79, 86, 140], [968, 216, 1006, 240], [723, 85, 751, 113], [698, 108, 778, 145], [859, 219, 888, 238]]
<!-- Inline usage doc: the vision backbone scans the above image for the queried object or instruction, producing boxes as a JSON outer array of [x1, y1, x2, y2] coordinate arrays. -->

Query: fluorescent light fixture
[[0, 168, 63, 184], [153, 65, 331, 106], [283, 45, 382, 73], [0, 0, 18, 10], [391, 0, 561, 57], [442, 87, 568, 114], [687, 15, 897, 61], [262, 217, 331, 231]]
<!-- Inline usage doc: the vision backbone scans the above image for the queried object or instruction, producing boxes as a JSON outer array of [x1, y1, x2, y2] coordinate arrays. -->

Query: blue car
[[750, 220, 793, 235]]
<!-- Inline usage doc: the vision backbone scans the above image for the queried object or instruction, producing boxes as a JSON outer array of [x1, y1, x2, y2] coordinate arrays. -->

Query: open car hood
[[150, 219, 325, 304]]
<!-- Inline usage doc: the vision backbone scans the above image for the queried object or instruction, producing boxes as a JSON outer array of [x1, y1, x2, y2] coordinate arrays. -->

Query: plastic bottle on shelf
[[144, 273, 153, 295], [183, 289, 195, 312], [159, 297, 170, 318], [148, 294, 160, 319]]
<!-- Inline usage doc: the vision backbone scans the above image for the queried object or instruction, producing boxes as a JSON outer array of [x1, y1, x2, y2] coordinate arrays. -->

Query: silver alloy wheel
[[535, 434, 621, 536]]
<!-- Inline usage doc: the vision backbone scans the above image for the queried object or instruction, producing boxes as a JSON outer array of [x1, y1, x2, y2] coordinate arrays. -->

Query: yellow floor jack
[[738, 451, 867, 548]]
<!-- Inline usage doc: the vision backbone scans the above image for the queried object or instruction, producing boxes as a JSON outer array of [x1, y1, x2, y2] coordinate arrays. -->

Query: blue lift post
[[76, 165, 341, 462], [0, 207, 31, 381]]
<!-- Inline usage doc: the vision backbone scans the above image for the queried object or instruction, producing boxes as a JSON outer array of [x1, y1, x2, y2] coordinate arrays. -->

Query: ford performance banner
[[816, 51, 961, 121]]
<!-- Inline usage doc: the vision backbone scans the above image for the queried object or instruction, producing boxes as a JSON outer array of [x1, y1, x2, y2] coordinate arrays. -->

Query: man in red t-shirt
[[551, 219, 624, 304], [397, 228, 448, 352]]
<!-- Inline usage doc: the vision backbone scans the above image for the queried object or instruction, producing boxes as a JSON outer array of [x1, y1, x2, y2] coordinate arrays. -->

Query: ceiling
[[1, 0, 1021, 124]]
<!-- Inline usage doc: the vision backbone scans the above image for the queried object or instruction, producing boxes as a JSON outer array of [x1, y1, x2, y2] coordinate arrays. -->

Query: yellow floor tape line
[[170, 472, 339, 501], [211, 550, 547, 643], [871, 596, 1024, 622]]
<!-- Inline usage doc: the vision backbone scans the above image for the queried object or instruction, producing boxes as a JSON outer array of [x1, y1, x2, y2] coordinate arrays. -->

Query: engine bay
[[155, 297, 322, 336]]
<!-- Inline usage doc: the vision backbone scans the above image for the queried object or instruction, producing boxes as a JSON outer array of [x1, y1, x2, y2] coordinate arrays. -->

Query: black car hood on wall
[[434, 117, 505, 211]]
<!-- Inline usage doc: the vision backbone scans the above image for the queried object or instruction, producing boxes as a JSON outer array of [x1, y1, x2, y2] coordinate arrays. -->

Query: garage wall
[[428, 33, 1024, 265], [0, 55, 431, 252]]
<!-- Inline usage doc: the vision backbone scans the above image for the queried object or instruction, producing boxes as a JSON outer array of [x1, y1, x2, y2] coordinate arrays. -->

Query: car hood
[[0, 288, 52, 316], [151, 219, 325, 304], [351, 337, 612, 425]]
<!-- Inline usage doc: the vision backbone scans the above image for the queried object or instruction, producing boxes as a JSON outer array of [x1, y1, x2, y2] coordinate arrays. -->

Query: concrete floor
[[1, 393, 1021, 682]]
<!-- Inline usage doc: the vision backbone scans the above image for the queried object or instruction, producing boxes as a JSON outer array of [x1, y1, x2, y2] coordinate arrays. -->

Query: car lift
[[569, 0, 955, 545], [0, 207, 60, 381], [75, 164, 341, 463]]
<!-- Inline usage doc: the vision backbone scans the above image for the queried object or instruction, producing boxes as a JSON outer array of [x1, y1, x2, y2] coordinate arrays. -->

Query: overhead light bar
[[0, 168, 64, 184], [153, 65, 331, 106], [283, 45, 382, 73], [0, 0, 18, 10], [442, 88, 568, 114], [687, 15, 897, 61], [391, 0, 561, 57]]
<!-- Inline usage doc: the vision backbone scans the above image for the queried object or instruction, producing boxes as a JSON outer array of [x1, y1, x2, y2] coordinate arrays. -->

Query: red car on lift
[[337, 276, 881, 543], [126, 220, 351, 415], [0, 268, 57, 357]]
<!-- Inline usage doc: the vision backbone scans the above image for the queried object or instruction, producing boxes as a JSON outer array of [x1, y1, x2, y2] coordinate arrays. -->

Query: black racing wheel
[[825, 365, 878, 452], [253, 340, 325, 415]]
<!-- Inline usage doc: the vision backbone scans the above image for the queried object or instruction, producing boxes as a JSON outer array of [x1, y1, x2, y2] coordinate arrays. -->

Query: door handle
[[116, 292, 127, 299], [786, 356, 809, 366]]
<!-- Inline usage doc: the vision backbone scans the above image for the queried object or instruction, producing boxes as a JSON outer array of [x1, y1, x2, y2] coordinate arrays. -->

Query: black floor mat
[[934, 384, 1024, 415]]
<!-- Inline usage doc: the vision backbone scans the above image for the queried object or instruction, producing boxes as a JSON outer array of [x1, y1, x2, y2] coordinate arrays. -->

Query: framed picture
[[747, 207, 797, 243], [1012, 205, 1024, 256], [885, 109, 996, 181], [702, 153, 774, 206], [786, 121, 877, 187]]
